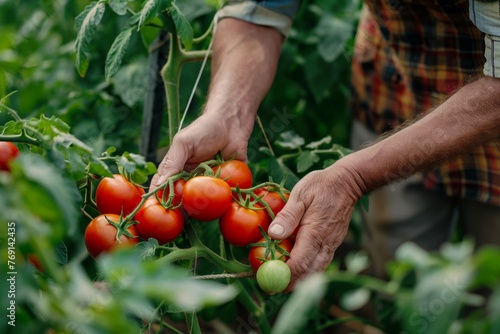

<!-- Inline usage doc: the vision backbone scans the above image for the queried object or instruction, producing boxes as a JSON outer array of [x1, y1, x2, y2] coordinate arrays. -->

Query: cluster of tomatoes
[[84, 160, 295, 282]]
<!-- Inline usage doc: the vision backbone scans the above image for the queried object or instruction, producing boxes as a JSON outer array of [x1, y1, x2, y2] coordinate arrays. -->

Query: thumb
[[267, 195, 306, 239], [151, 143, 189, 190]]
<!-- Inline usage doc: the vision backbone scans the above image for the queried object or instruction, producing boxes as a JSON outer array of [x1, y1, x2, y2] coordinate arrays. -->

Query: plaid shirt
[[351, 1, 500, 206], [218, 0, 500, 206]]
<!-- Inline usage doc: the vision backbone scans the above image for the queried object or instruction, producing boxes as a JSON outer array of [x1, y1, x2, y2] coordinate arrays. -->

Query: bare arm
[[152, 18, 283, 187], [268, 76, 500, 289]]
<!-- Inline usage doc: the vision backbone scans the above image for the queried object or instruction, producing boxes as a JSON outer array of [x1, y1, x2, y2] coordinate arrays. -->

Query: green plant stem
[[234, 280, 272, 334], [160, 30, 210, 143], [327, 271, 399, 296], [185, 312, 202, 334], [156, 244, 251, 273]]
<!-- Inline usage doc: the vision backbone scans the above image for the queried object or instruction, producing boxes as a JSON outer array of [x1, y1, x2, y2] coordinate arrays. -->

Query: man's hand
[[150, 113, 252, 189], [267, 161, 364, 290]]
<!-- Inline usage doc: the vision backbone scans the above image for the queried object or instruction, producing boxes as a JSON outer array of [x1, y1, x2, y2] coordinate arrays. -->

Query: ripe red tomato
[[155, 178, 186, 206], [212, 160, 252, 190], [0, 142, 20, 172], [254, 187, 290, 220], [84, 214, 139, 259], [219, 202, 269, 247], [134, 198, 184, 245], [182, 176, 232, 221], [248, 238, 292, 272], [95, 174, 145, 216]]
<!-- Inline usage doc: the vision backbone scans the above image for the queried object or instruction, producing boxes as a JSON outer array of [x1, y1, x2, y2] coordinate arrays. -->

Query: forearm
[[338, 76, 500, 196], [204, 18, 283, 129]]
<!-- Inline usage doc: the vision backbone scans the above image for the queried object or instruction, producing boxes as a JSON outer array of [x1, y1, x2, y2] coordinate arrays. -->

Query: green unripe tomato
[[256, 260, 291, 294]]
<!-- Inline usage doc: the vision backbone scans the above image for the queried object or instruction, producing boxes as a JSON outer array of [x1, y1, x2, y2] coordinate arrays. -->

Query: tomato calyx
[[104, 214, 138, 241], [249, 227, 290, 262]]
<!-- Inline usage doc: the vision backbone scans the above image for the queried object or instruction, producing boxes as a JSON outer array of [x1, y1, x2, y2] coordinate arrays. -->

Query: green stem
[[185, 312, 202, 334], [161, 32, 184, 144], [192, 19, 214, 44], [234, 280, 272, 334]]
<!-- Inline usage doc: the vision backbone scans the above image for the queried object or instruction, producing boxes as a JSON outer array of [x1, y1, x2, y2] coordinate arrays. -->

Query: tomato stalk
[[156, 220, 250, 273], [233, 279, 272, 334], [159, 19, 212, 144]]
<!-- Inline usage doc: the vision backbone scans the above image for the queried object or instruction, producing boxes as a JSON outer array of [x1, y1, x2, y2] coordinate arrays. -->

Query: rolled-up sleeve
[[216, 0, 301, 37], [469, 0, 500, 78]]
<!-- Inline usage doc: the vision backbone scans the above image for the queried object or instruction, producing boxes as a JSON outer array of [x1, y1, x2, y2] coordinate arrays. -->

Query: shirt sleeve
[[469, 0, 500, 78], [215, 0, 301, 37]]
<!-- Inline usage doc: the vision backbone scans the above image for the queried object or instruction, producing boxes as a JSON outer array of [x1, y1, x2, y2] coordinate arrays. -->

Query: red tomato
[[95, 174, 145, 216], [254, 188, 290, 220], [0, 142, 20, 171], [248, 238, 292, 272], [219, 202, 269, 247], [134, 198, 184, 244], [27, 253, 44, 272], [84, 214, 139, 259], [155, 178, 186, 206], [212, 160, 252, 190], [182, 176, 232, 221]]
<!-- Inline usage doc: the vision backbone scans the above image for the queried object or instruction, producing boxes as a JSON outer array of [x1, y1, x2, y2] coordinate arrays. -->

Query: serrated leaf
[[109, 0, 129, 15], [305, 136, 332, 149], [75, 1, 106, 77], [171, 4, 193, 50], [75, 2, 97, 31], [105, 27, 133, 80], [138, 0, 158, 29], [0, 120, 23, 136], [275, 130, 305, 150], [296, 151, 320, 173]]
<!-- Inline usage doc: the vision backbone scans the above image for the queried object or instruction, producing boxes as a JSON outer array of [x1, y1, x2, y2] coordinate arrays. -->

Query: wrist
[[323, 155, 368, 203]]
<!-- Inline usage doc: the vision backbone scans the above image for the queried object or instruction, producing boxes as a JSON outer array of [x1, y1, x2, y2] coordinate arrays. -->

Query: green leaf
[[315, 15, 353, 63], [137, 0, 158, 29], [13, 155, 80, 238], [269, 157, 300, 190], [112, 57, 148, 107], [275, 130, 305, 150], [273, 273, 328, 334], [98, 251, 238, 311], [340, 288, 370, 311], [305, 135, 331, 149], [74, 1, 106, 77], [345, 251, 369, 275], [105, 27, 133, 80], [108, 0, 129, 15], [296, 150, 320, 173], [171, 4, 193, 50]]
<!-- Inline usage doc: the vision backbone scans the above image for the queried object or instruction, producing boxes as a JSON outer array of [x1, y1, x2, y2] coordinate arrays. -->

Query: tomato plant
[[84, 214, 139, 259], [0, 141, 19, 171], [249, 238, 293, 272], [182, 176, 232, 221], [95, 174, 145, 216], [134, 198, 184, 245], [212, 160, 253, 190], [219, 202, 270, 247], [155, 178, 186, 206], [256, 260, 291, 294]]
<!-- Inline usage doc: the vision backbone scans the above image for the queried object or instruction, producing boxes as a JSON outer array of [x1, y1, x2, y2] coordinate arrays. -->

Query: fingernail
[[269, 224, 285, 236]]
